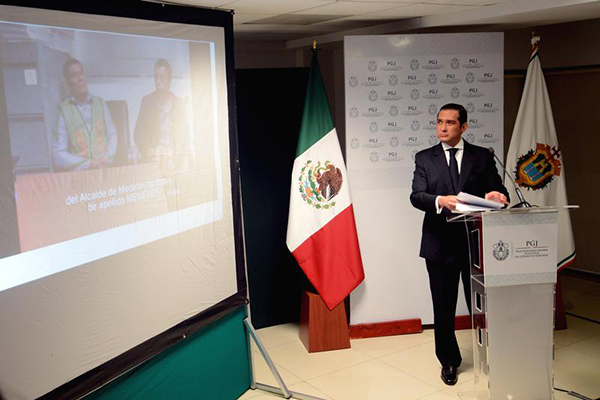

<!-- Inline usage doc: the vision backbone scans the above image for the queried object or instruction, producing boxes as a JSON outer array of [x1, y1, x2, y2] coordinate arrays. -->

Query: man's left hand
[[485, 191, 509, 205]]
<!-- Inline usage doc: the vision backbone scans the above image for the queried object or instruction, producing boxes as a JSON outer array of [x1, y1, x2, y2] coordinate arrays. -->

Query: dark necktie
[[448, 148, 459, 194]]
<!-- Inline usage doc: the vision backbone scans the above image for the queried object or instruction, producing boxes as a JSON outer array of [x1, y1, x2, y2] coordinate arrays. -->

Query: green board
[[85, 307, 250, 400]]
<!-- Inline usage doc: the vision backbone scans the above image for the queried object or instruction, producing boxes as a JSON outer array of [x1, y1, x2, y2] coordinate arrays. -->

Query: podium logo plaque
[[492, 240, 510, 261]]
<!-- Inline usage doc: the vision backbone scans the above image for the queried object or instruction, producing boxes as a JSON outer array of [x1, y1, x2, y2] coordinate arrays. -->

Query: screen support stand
[[243, 317, 324, 400]]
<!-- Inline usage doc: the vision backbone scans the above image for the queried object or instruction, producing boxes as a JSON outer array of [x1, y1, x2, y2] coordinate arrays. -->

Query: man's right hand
[[439, 195, 459, 211]]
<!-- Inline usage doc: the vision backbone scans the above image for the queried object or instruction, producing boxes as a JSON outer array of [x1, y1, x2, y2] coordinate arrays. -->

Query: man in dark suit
[[410, 103, 509, 385], [134, 59, 188, 161]]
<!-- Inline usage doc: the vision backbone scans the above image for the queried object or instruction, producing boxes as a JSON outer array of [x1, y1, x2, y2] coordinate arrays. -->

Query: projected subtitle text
[[65, 178, 176, 212]]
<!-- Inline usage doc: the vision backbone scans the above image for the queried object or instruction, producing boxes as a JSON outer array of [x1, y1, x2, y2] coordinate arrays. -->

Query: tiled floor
[[239, 273, 600, 400], [562, 273, 600, 322]]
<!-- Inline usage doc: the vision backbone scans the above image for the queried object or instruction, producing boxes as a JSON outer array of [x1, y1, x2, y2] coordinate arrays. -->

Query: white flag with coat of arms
[[505, 37, 575, 269]]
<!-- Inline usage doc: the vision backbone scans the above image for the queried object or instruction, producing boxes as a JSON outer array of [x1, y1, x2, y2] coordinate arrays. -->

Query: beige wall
[[234, 18, 600, 274]]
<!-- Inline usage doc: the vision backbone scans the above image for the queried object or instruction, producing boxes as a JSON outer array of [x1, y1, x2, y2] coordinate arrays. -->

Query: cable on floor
[[555, 386, 599, 400]]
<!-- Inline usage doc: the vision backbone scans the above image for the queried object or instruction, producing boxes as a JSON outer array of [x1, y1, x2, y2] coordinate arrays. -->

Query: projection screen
[[0, 4, 243, 399]]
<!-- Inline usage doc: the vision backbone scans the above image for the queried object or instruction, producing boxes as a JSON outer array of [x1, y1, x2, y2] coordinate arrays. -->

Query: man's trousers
[[426, 255, 471, 368]]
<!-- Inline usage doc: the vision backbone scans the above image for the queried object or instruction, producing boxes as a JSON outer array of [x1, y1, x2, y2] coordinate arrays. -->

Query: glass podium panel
[[453, 208, 560, 400]]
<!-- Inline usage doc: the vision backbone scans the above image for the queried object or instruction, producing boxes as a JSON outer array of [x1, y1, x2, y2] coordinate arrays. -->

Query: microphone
[[488, 147, 532, 208]]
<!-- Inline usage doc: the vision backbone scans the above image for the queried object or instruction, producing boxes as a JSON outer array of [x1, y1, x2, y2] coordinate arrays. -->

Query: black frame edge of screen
[[0, 1, 248, 399]]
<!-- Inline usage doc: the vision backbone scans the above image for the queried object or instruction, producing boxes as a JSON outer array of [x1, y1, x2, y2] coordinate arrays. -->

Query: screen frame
[[0, 1, 247, 398]]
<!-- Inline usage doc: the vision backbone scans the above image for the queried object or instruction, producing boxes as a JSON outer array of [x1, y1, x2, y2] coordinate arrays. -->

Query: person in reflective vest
[[52, 58, 117, 171]]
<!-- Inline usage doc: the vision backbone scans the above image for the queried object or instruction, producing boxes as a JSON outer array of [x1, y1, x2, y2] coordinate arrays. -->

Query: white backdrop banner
[[345, 33, 504, 325]]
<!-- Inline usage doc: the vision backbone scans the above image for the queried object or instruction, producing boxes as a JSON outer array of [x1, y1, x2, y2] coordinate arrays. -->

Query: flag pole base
[[299, 291, 351, 353]]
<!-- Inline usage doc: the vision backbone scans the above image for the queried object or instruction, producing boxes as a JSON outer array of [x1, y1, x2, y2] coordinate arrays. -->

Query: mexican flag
[[286, 50, 365, 310], [505, 38, 576, 269]]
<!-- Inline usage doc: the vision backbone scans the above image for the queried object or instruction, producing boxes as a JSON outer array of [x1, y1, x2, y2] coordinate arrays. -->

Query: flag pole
[[286, 37, 365, 311], [530, 31, 540, 50], [240, 38, 327, 400]]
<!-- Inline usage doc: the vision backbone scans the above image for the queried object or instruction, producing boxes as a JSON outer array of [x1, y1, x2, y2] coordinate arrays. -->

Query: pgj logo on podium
[[492, 240, 510, 261]]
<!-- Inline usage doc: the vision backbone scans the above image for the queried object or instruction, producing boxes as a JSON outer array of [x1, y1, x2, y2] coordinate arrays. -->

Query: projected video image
[[0, 21, 224, 278], [54, 56, 191, 171]]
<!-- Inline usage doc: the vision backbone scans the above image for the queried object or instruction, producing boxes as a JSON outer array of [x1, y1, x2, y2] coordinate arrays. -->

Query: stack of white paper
[[454, 192, 503, 212]]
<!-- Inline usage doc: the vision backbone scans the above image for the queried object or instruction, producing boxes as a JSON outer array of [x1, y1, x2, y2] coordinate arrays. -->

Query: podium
[[450, 206, 572, 400]]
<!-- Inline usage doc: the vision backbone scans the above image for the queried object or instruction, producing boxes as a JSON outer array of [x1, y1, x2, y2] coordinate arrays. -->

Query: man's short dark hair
[[155, 58, 172, 77], [63, 58, 83, 79], [439, 103, 467, 126]]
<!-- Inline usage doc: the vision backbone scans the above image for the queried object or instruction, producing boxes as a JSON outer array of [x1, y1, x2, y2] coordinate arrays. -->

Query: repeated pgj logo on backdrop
[[345, 44, 503, 171], [411, 120, 420, 131]]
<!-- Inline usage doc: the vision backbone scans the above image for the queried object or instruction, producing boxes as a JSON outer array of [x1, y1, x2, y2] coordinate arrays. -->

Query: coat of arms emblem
[[451, 87, 460, 98], [492, 240, 510, 261], [298, 160, 343, 210], [515, 143, 562, 190]]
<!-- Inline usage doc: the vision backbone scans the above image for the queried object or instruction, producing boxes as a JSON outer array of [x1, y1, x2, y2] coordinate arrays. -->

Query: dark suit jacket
[[134, 91, 188, 159], [410, 141, 509, 262]]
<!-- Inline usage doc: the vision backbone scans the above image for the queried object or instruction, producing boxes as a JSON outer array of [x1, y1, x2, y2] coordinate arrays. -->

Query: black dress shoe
[[441, 366, 458, 386]]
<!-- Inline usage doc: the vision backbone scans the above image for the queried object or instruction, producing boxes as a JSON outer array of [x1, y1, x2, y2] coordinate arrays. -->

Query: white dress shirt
[[435, 138, 464, 213]]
